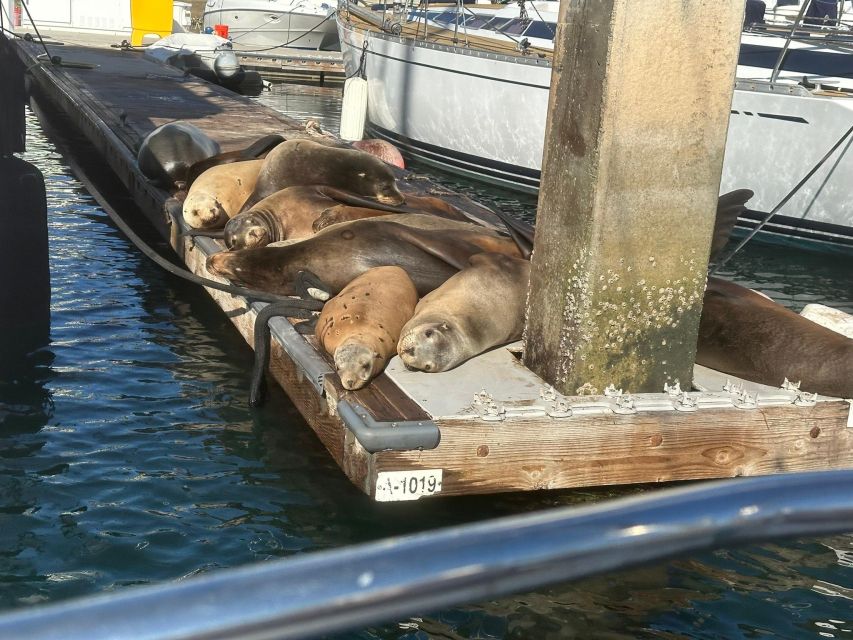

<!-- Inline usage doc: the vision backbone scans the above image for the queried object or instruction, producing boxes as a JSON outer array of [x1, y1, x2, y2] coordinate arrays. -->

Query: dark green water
[[0, 83, 850, 639]]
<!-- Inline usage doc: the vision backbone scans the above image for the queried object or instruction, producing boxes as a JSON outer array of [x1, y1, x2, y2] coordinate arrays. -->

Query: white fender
[[339, 76, 368, 142]]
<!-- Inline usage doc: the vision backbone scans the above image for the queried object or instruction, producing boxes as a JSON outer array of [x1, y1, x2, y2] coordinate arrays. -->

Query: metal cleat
[[734, 390, 757, 409], [604, 384, 623, 397], [674, 393, 698, 412], [480, 401, 506, 422], [781, 378, 802, 392], [613, 394, 637, 415], [547, 398, 572, 419], [722, 378, 743, 394], [794, 391, 818, 407], [540, 385, 558, 402], [664, 381, 682, 396]]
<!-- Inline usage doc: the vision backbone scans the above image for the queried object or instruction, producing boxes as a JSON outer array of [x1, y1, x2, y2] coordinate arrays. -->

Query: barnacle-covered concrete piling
[[524, 0, 746, 394]]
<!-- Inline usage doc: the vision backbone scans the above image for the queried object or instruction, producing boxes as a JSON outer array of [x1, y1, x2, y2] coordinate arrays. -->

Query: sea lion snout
[[375, 188, 405, 206]]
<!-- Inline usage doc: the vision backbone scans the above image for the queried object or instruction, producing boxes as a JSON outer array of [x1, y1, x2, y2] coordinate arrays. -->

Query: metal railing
[[0, 470, 852, 640]]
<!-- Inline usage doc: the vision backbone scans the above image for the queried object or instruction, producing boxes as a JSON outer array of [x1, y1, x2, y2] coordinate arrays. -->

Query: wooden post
[[0, 34, 26, 155], [523, 0, 745, 395]]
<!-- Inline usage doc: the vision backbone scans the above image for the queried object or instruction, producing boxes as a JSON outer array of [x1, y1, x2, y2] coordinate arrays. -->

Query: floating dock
[[9, 35, 853, 501]]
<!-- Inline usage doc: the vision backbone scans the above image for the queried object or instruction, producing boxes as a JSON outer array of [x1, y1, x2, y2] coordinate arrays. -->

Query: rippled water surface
[[1, 83, 851, 639]]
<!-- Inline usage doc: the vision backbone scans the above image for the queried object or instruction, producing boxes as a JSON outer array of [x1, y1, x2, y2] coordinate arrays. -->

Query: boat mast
[[523, 0, 746, 394]]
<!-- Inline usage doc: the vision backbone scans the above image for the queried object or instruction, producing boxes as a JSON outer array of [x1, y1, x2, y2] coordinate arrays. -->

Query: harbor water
[[1, 82, 851, 639]]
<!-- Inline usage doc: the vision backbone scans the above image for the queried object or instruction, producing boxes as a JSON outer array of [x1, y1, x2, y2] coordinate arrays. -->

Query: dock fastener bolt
[[795, 391, 818, 407], [604, 384, 623, 397], [810, 426, 821, 438], [664, 381, 682, 396], [674, 393, 697, 412], [782, 378, 802, 391], [614, 394, 636, 415], [734, 390, 757, 409]]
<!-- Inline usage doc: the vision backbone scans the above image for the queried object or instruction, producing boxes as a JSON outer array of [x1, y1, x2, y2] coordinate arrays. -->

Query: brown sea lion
[[398, 253, 530, 372], [137, 121, 221, 189], [206, 215, 520, 297], [239, 139, 405, 212], [182, 159, 264, 229], [697, 277, 853, 398], [225, 186, 475, 250], [316, 266, 418, 390]]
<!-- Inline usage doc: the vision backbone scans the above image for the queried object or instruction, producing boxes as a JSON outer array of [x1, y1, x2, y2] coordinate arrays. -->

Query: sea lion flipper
[[392, 225, 484, 271], [710, 189, 754, 263], [486, 208, 534, 259]]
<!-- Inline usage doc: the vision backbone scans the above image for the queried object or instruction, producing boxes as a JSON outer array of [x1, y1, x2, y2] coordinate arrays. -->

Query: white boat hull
[[339, 20, 853, 249], [204, 1, 338, 51]]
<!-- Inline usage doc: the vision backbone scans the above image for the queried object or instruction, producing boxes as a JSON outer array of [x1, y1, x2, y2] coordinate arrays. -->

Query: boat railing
[[0, 470, 852, 640]]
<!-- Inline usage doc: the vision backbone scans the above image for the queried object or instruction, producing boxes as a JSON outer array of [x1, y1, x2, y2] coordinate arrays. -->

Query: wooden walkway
[[10, 35, 853, 501]]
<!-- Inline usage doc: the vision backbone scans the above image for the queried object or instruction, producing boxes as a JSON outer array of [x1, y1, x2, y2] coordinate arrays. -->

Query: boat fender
[[340, 76, 368, 142], [213, 50, 241, 81]]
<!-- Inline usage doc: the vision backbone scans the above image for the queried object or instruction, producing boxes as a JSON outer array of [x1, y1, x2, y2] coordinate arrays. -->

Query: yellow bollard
[[130, 0, 173, 46]]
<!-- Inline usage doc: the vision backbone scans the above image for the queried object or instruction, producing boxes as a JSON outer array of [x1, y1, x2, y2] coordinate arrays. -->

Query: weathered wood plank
[[374, 401, 853, 496]]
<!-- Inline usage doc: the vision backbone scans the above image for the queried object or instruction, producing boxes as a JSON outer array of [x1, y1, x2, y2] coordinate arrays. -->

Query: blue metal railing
[[0, 470, 852, 640]]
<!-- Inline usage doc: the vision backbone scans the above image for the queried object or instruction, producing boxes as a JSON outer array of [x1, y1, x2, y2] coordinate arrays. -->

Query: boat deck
[[10, 35, 853, 501]]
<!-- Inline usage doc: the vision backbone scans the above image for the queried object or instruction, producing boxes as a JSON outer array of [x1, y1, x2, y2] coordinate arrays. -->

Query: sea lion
[[398, 253, 530, 372], [697, 277, 853, 398], [184, 134, 285, 188], [182, 159, 264, 229], [206, 215, 520, 297], [239, 139, 405, 212], [352, 139, 406, 169], [316, 266, 418, 390], [225, 186, 474, 249], [137, 121, 221, 188]]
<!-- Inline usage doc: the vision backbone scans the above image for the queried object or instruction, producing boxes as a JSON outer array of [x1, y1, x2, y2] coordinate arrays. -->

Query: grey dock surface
[[9, 35, 853, 501]]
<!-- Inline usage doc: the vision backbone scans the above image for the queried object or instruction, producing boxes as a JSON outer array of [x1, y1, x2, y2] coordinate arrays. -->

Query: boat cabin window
[[484, 17, 512, 31], [523, 20, 556, 40], [432, 10, 458, 25]]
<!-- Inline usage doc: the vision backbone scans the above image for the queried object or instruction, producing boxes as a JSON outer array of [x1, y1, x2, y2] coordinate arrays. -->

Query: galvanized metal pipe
[[1, 470, 852, 640]]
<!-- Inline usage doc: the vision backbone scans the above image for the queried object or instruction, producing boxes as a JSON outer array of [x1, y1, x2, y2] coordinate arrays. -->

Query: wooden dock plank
[[13, 36, 853, 501]]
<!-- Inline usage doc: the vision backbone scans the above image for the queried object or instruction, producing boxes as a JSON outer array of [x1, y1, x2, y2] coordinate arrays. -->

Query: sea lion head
[[206, 249, 290, 293], [224, 211, 275, 250], [334, 337, 382, 390], [397, 319, 462, 373], [349, 155, 405, 205], [182, 193, 228, 229]]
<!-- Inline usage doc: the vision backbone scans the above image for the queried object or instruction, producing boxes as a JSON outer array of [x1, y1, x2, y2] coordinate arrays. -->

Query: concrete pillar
[[523, 0, 745, 395]]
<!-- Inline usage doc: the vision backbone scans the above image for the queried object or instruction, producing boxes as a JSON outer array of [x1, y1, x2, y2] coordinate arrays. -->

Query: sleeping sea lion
[[184, 134, 285, 188], [182, 159, 264, 229], [206, 215, 521, 297], [137, 121, 221, 188], [225, 186, 474, 249], [697, 277, 853, 398], [239, 139, 404, 212], [316, 266, 418, 390], [398, 253, 530, 372]]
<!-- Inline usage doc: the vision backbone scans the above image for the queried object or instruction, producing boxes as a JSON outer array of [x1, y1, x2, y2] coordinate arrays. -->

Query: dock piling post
[[523, 0, 745, 394], [0, 35, 51, 373]]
